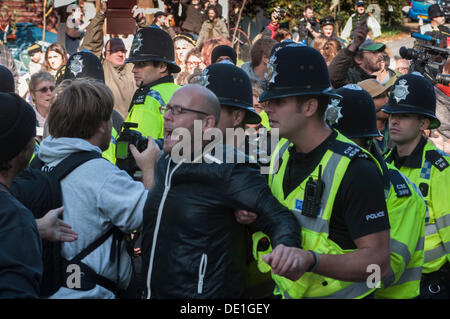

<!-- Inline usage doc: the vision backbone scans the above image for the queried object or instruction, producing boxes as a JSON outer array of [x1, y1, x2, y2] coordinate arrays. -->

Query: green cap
[[359, 39, 385, 52]]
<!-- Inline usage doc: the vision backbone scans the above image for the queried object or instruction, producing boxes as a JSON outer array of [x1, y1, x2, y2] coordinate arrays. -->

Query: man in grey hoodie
[[38, 79, 159, 298]]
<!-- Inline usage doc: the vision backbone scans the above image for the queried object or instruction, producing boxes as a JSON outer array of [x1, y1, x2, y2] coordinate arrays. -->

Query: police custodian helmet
[[199, 61, 261, 124], [258, 44, 341, 102], [382, 74, 440, 129], [62, 50, 105, 83], [333, 84, 382, 138], [126, 27, 181, 74]]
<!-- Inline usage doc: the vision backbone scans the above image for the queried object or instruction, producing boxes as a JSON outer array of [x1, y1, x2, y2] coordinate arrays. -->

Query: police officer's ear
[[419, 116, 431, 131], [298, 97, 319, 117], [158, 62, 169, 74], [232, 109, 246, 128]]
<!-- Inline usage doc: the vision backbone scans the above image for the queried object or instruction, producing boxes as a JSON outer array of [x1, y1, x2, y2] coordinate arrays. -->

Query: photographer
[[297, 5, 321, 46], [261, 7, 287, 40], [420, 4, 450, 49]]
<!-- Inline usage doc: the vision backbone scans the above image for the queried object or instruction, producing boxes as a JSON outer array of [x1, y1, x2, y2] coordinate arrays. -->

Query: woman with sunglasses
[[29, 71, 55, 142]]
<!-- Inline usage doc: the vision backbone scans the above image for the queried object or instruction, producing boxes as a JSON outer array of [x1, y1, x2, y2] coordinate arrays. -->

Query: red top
[[437, 84, 450, 97], [267, 23, 279, 39]]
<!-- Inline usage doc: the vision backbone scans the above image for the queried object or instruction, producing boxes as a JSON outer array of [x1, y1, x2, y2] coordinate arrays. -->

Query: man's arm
[[224, 164, 301, 249], [328, 48, 355, 88], [36, 207, 78, 242], [263, 230, 390, 282], [264, 157, 391, 283], [79, 7, 107, 59], [368, 16, 381, 39], [329, 24, 368, 88]]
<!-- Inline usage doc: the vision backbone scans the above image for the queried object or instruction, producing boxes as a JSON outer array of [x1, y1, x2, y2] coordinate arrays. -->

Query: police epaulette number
[[387, 169, 412, 198], [329, 140, 361, 159], [425, 150, 449, 172]]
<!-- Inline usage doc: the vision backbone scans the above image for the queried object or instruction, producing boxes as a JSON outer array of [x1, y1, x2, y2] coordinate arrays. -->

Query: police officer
[[420, 4, 450, 48], [253, 44, 391, 299], [333, 84, 426, 299], [61, 51, 121, 164], [198, 62, 261, 148], [382, 74, 450, 299], [341, 1, 381, 43], [124, 27, 181, 140]]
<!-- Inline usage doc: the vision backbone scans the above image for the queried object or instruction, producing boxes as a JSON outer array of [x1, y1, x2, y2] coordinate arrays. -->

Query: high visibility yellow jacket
[[374, 162, 426, 299], [124, 77, 179, 139], [254, 131, 383, 299], [102, 127, 119, 164], [385, 139, 450, 274]]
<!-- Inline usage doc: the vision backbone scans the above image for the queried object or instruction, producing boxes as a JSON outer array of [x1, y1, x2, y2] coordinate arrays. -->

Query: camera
[[399, 33, 450, 86], [272, 7, 287, 21], [116, 122, 163, 177]]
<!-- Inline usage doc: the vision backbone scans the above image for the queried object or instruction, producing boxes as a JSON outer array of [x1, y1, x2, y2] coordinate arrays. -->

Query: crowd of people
[[0, 0, 449, 300]]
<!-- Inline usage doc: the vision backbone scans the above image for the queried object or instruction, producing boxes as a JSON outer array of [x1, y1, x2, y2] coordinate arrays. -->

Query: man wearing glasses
[[123, 27, 181, 143], [138, 84, 301, 299]]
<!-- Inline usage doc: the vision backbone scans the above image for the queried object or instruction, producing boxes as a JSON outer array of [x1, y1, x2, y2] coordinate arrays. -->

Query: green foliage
[[229, 0, 411, 31]]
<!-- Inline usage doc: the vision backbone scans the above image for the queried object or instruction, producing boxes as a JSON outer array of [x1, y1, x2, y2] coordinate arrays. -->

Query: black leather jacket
[[141, 145, 301, 299]]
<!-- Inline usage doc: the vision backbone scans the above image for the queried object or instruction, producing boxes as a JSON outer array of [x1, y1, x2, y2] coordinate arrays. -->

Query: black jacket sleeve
[[0, 196, 43, 298], [222, 163, 302, 249], [328, 47, 356, 89]]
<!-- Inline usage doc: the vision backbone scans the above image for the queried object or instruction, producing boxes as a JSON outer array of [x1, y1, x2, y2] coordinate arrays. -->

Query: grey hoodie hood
[[38, 136, 102, 167]]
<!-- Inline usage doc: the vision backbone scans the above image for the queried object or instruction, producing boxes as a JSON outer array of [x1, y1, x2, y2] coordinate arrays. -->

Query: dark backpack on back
[[9, 151, 120, 297]]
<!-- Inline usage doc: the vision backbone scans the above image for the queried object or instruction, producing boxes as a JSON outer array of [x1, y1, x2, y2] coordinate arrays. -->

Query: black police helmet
[[382, 73, 440, 129], [333, 84, 381, 138], [0, 65, 15, 93], [126, 27, 181, 73], [199, 62, 261, 124], [321, 16, 335, 27], [259, 44, 341, 102], [63, 50, 105, 83]]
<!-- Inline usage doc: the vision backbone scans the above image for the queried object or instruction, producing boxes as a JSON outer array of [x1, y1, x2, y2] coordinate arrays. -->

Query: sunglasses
[[36, 86, 55, 93]]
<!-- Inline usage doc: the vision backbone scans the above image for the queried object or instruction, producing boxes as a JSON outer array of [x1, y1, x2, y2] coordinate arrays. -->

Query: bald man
[[140, 84, 301, 299]]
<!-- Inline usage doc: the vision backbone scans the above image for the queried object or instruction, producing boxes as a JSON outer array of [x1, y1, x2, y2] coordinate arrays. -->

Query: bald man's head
[[163, 84, 221, 154], [172, 84, 221, 125]]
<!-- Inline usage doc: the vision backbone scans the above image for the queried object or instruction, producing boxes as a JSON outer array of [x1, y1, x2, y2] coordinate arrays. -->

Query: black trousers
[[419, 262, 450, 299]]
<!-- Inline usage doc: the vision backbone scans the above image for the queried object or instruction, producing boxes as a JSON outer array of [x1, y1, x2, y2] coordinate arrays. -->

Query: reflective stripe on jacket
[[255, 131, 382, 299], [385, 141, 450, 274]]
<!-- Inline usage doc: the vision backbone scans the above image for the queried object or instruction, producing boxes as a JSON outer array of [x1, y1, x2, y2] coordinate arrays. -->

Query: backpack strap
[[64, 226, 124, 295], [49, 151, 102, 181], [69, 226, 119, 265]]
